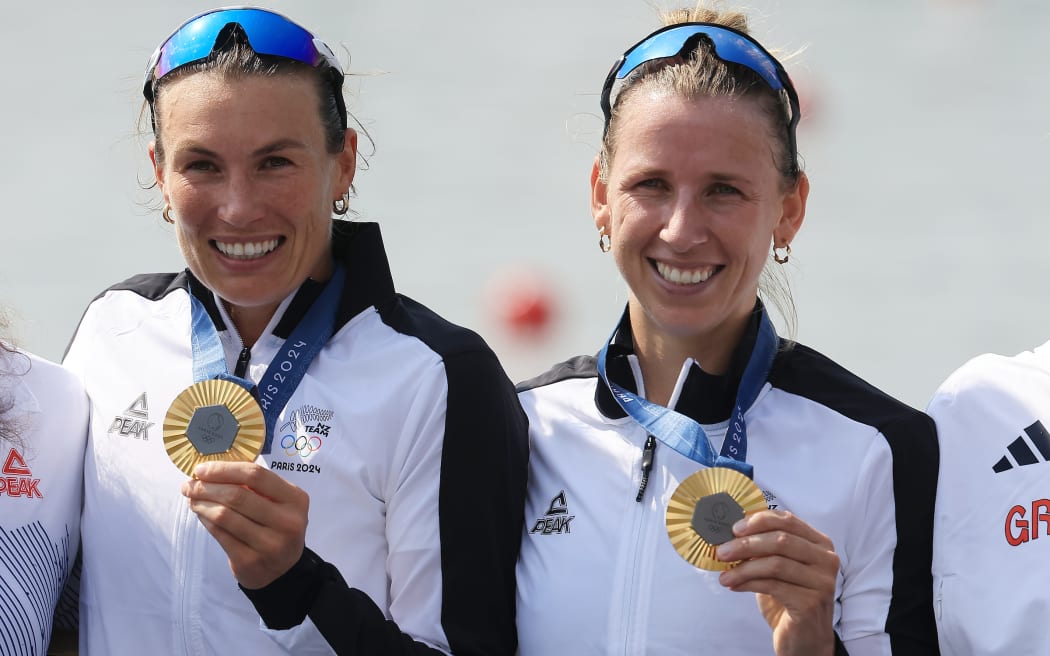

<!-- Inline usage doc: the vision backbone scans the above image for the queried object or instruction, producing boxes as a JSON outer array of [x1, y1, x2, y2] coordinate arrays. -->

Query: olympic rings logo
[[281, 434, 322, 459]]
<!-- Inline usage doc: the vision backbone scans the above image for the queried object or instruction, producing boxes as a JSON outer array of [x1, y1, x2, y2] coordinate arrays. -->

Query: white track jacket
[[0, 350, 88, 656], [516, 308, 939, 655], [64, 222, 528, 655], [928, 340, 1050, 655]]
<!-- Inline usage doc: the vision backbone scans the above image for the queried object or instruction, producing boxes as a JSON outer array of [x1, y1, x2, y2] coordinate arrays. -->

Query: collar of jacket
[[594, 299, 767, 425]]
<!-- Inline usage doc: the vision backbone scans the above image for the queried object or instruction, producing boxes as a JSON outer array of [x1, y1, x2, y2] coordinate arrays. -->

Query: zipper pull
[[636, 435, 656, 502], [234, 346, 251, 378]]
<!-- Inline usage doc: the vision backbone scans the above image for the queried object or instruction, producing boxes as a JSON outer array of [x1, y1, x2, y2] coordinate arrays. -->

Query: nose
[[215, 174, 263, 227], [659, 192, 707, 252]]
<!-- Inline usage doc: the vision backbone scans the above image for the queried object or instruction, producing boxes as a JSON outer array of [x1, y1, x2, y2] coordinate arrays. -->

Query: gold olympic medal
[[666, 466, 767, 571], [163, 379, 265, 477]]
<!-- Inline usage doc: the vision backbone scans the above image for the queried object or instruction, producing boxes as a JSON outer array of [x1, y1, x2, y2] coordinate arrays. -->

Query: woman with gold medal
[[62, 7, 527, 655], [515, 4, 939, 654]]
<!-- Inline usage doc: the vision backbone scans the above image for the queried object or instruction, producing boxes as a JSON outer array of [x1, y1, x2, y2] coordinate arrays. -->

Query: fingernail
[[194, 463, 209, 478], [732, 517, 748, 534], [716, 544, 734, 561]]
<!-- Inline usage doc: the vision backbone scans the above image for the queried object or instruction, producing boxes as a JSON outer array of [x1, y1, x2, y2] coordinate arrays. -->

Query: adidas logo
[[0, 448, 42, 498], [108, 393, 155, 440], [993, 420, 1050, 473], [529, 490, 575, 535]]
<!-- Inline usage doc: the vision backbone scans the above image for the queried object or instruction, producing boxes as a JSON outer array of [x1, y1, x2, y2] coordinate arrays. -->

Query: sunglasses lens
[[618, 29, 692, 78], [617, 25, 784, 92], [602, 23, 799, 174], [154, 8, 321, 79]]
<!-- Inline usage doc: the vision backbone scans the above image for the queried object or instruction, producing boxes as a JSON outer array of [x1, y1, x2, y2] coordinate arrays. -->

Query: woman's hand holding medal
[[715, 510, 839, 656], [181, 461, 310, 589]]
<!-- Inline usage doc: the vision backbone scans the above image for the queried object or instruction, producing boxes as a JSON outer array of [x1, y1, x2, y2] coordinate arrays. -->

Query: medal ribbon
[[189, 263, 345, 455], [596, 308, 778, 479]]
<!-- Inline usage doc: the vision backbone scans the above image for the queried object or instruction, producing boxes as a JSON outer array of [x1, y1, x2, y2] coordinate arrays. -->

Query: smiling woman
[[514, 4, 940, 655], [62, 6, 527, 655], [594, 92, 805, 391], [151, 70, 353, 346]]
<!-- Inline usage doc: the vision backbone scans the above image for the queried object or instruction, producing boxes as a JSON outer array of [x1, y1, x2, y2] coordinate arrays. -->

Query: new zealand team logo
[[270, 404, 334, 475], [0, 448, 42, 498], [762, 488, 781, 511], [282, 434, 322, 458], [530, 490, 576, 535], [108, 393, 154, 440]]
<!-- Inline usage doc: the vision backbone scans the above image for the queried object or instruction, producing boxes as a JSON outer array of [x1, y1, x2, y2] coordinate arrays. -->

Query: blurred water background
[[1, 0, 1047, 409]]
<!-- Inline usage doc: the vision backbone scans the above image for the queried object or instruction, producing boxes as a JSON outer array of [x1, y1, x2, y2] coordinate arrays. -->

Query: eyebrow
[[253, 139, 308, 157], [178, 139, 309, 159], [709, 172, 749, 183], [623, 166, 750, 184]]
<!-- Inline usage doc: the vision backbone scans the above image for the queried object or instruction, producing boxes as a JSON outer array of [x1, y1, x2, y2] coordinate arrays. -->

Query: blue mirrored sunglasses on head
[[143, 6, 345, 124], [600, 22, 800, 174]]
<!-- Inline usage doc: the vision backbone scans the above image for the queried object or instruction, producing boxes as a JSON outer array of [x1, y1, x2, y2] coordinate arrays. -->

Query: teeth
[[215, 239, 279, 260], [656, 261, 715, 285]]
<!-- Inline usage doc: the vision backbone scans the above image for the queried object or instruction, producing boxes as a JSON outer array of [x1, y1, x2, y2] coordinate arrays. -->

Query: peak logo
[[108, 393, 154, 441], [529, 490, 575, 535], [1, 448, 42, 498]]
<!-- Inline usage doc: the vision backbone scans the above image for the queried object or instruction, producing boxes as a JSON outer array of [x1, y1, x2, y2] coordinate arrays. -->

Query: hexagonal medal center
[[185, 404, 241, 455], [691, 491, 744, 546]]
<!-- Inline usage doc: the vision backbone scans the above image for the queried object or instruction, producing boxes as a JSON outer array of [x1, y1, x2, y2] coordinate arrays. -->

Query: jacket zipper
[[621, 434, 655, 653], [174, 500, 207, 652], [636, 435, 656, 502], [234, 346, 251, 378]]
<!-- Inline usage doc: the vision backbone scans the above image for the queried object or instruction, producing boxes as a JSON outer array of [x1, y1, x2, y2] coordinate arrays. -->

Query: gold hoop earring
[[773, 243, 791, 264], [162, 205, 175, 224], [598, 227, 611, 253], [332, 192, 350, 216]]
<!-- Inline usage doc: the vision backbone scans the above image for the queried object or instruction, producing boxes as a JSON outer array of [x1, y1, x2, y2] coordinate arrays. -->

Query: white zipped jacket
[[0, 350, 88, 656], [64, 222, 527, 655], [927, 340, 1050, 655], [516, 310, 939, 655]]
